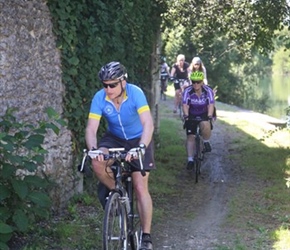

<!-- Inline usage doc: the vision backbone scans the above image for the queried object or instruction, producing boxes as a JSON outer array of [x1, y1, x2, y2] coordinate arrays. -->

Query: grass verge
[[215, 102, 290, 250]]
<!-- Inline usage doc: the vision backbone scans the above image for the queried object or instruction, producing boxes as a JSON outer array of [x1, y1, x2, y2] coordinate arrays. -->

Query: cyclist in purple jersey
[[182, 71, 215, 170], [170, 54, 190, 113], [188, 56, 208, 86], [85, 61, 155, 250]]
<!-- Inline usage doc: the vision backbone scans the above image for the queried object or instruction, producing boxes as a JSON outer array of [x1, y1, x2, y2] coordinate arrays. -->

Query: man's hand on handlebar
[[126, 145, 146, 162], [88, 148, 104, 161], [87, 146, 145, 162]]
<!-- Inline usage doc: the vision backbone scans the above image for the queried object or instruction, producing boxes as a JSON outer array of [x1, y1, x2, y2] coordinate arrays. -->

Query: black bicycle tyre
[[195, 135, 201, 183], [178, 100, 183, 119], [103, 191, 128, 250]]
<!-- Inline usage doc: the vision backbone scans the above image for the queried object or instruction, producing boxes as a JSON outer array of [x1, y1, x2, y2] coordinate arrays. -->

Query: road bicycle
[[160, 73, 168, 101], [189, 117, 207, 183], [79, 147, 145, 250], [171, 78, 190, 119]]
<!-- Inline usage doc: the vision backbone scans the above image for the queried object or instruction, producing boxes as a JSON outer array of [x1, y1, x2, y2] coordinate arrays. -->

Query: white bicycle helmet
[[98, 61, 128, 81]]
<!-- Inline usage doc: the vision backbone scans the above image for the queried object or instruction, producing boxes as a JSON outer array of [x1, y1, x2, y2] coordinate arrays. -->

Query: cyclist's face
[[193, 63, 200, 70], [178, 59, 184, 66], [103, 79, 124, 98], [192, 81, 203, 91]]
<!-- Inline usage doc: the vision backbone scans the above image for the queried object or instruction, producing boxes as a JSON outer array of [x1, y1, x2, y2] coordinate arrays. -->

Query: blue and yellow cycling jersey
[[88, 83, 150, 140]]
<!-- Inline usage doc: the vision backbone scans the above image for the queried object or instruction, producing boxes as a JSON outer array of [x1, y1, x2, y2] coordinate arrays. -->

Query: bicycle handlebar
[[188, 116, 209, 122], [79, 148, 146, 176], [169, 77, 188, 82]]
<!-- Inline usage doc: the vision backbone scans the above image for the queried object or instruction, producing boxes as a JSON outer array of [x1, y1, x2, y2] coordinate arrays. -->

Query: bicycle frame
[[173, 78, 190, 119], [194, 123, 204, 183], [186, 118, 206, 183], [79, 148, 144, 250], [107, 160, 139, 249], [160, 77, 167, 101]]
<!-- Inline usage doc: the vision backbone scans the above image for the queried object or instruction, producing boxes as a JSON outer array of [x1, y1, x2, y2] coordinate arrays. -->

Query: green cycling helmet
[[190, 71, 204, 81]]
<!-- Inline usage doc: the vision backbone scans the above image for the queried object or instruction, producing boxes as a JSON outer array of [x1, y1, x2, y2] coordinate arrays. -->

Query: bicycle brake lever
[[138, 151, 146, 177], [78, 150, 88, 173]]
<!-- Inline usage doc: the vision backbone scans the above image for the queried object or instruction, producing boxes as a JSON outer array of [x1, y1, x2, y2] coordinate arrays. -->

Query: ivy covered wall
[[47, 0, 166, 153]]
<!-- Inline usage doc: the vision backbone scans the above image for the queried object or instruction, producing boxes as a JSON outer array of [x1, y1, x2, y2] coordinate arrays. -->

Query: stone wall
[[0, 0, 81, 211]]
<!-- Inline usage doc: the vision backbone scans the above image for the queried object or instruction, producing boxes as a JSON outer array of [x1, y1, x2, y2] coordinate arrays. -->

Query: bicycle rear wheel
[[103, 191, 128, 250]]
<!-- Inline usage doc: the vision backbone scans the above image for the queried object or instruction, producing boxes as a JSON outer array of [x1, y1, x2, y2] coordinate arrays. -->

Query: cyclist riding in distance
[[182, 71, 215, 170], [188, 56, 208, 85], [170, 54, 191, 113], [85, 61, 155, 250], [160, 57, 170, 100]]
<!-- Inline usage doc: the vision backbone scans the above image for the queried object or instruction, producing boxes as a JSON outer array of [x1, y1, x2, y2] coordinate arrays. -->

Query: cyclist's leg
[[200, 121, 211, 140], [132, 172, 153, 249], [97, 182, 110, 209], [91, 146, 115, 190], [185, 119, 197, 170], [128, 139, 155, 249], [92, 133, 126, 204], [200, 121, 212, 152], [132, 172, 152, 233], [164, 79, 168, 92]]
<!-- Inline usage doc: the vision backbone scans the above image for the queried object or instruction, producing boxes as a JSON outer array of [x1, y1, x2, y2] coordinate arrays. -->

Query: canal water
[[258, 74, 290, 121]]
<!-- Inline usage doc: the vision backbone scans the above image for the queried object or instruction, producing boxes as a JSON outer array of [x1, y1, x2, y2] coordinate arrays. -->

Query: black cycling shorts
[[174, 81, 181, 90], [184, 114, 213, 135]]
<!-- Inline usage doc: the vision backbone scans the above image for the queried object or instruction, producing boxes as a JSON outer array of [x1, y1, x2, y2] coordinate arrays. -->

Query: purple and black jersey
[[182, 85, 215, 116]]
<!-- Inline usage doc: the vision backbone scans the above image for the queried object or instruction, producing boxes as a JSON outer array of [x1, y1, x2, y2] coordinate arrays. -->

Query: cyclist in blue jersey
[[85, 61, 155, 250], [182, 71, 215, 170]]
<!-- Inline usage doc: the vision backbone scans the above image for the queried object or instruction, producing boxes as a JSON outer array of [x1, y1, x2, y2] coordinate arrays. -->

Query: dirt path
[[152, 98, 244, 249]]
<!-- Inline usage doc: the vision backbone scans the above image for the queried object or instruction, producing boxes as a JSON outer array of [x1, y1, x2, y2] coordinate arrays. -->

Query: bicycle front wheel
[[103, 191, 128, 250], [195, 135, 202, 183]]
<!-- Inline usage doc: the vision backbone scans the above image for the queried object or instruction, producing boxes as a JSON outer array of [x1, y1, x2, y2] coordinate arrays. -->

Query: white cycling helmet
[[192, 57, 202, 64], [98, 61, 128, 81]]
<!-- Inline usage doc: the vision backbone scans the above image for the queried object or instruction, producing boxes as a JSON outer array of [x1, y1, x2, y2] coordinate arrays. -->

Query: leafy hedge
[[47, 0, 167, 154], [0, 108, 65, 250]]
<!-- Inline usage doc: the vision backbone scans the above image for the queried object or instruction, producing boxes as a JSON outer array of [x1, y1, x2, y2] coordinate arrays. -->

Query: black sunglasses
[[102, 81, 120, 89], [192, 81, 202, 84]]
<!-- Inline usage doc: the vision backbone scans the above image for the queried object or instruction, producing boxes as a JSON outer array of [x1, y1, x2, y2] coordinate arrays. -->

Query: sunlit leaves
[[164, 0, 290, 56]]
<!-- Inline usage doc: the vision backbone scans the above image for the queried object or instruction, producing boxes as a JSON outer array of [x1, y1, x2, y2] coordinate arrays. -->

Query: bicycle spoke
[[103, 192, 128, 250]]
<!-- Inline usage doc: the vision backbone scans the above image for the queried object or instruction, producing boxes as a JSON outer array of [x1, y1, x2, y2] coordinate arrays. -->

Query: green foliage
[[47, 0, 166, 154], [162, 0, 290, 111], [273, 29, 290, 74], [0, 108, 65, 249]]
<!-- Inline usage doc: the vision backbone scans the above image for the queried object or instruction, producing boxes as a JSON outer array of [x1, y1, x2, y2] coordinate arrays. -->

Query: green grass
[[215, 102, 290, 250]]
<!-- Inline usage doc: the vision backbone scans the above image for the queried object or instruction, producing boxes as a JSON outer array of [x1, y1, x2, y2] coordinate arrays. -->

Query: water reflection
[[258, 74, 290, 120]]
